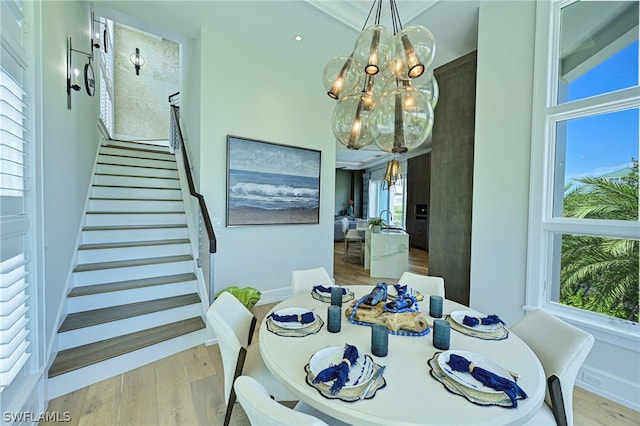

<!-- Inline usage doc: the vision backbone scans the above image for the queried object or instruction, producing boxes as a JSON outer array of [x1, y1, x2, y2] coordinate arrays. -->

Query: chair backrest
[[234, 376, 329, 426], [341, 217, 349, 234], [206, 291, 257, 403], [398, 272, 445, 298], [291, 267, 334, 294], [510, 309, 594, 426]]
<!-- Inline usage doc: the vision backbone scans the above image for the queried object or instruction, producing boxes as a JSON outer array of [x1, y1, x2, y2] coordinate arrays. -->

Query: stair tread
[[78, 239, 190, 250], [49, 317, 205, 378], [94, 173, 178, 181], [85, 211, 185, 215], [92, 184, 180, 190], [74, 254, 192, 272], [59, 293, 201, 332], [83, 224, 187, 231], [103, 144, 172, 155], [96, 162, 177, 171], [98, 153, 175, 163], [89, 197, 183, 202], [68, 272, 197, 297]]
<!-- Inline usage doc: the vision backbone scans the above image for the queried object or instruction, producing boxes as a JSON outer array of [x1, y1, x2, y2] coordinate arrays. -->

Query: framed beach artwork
[[226, 135, 321, 226]]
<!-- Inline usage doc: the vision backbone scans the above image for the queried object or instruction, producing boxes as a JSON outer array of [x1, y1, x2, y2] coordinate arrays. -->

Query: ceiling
[[93, 0, 484, 170]]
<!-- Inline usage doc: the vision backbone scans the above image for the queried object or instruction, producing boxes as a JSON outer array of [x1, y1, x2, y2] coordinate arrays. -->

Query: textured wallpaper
[[113, 25, 179, 140]]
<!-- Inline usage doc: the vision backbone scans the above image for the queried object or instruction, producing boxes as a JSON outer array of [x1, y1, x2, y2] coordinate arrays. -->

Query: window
[[368, 176, 406, 228], [528, 0, 639, 339]]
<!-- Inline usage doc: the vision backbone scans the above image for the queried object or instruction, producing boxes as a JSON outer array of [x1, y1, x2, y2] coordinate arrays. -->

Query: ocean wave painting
[[226, 136, 321, 226]]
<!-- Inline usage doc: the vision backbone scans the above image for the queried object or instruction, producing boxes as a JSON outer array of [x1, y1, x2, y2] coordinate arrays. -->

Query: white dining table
[[259, 286, 545, 426]]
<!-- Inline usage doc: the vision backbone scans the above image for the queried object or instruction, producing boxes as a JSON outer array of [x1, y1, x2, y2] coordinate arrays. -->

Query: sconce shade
[[130, 48, 145, 75], [392, 25, 435, 79]]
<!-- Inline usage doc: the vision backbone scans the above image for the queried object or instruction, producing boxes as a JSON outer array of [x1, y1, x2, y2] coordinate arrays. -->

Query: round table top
[[259, 286, 545, 426]]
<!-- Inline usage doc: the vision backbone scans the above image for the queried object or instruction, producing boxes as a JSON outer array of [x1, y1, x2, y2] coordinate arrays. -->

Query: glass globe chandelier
[[324, 0, 439, 154]]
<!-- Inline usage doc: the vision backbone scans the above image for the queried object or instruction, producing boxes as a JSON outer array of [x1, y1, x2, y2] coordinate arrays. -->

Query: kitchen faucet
[[379, 210, 392, 225]]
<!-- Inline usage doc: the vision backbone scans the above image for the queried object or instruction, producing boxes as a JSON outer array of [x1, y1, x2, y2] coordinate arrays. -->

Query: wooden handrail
[[169, 103, 216, 253]]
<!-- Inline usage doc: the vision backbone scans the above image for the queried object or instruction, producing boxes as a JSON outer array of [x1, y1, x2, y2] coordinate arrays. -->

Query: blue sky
[[564, 40, 638, 183]]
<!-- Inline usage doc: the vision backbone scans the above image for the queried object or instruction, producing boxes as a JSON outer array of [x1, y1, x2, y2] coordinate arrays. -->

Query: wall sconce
[[130, 48, 145, 75], [91, 11, 108, 54], [67, 37, 94, 110]]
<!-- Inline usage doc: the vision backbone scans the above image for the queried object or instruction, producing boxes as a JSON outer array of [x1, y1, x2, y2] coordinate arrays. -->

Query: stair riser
[[94, 174, 180, 189], [88, 199, 184, 212], [98, 154, 176, 170], [67, 279, 198, 312], [85, 213, 187, 227], [57, 304, 202, 350], [73, 260, 194, 286], [95, 164, 178, 179], [91, 186, 182, 200], [77, 242, 192, 264], [100, 147, 174, 162], [81, 227, 188, 244], [47, 329, 205, 400]]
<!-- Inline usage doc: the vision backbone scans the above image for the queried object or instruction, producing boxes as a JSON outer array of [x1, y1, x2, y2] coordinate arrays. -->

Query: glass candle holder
[[327, 305, 342, 333], [371, 324, 389, 357], [433, 319, 450, 350], [330, 286, 343, 306], [429, 295, 443, 318]]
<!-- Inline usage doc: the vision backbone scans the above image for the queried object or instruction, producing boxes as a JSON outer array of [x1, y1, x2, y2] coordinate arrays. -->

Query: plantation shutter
[[0, 0, 33, 391]]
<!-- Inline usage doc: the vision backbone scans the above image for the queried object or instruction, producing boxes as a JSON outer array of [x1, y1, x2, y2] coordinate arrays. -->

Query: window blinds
[[0, 0, 32, 392]]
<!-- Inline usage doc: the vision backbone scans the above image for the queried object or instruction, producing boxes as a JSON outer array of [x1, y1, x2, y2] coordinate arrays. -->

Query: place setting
[[446, 310, 509, 340], [304, 343, 386, 402], [265, 307, 324, 337], [428, 349, 527, 408], [311, 284, 355, 304]]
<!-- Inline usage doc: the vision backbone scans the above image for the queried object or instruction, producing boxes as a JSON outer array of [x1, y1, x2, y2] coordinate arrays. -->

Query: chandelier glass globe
[[368, 85, 433, 154], [322, 55, 361, 100], [383, 70, 439, 109], [353, 25, 394, 76], [332, 93, 375, 150], [391, 25, 436, 79]]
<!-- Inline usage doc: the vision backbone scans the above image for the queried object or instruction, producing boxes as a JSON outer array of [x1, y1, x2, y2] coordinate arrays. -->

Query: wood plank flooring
[[41, 243, 638, 425]]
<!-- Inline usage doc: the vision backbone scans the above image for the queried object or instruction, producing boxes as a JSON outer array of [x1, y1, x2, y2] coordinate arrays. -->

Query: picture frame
[[226, 135, 321, 226]]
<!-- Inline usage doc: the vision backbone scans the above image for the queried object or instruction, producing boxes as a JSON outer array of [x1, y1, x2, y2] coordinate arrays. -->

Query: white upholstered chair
[[341, 217, 364, 264], [291, 267, 334, 294], [234, 376, 351, 426], [398, 272, 445, 298], [206, 292, 296, 426], [511, 309, 595, 426]]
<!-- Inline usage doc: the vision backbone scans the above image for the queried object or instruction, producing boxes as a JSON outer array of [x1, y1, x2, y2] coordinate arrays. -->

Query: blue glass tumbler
[[330, 286, 343, 306], [433, 319, 451, 350], [430, 295, 443, 318], [327, 305, 341, 333], [371, 324, 389, 357]]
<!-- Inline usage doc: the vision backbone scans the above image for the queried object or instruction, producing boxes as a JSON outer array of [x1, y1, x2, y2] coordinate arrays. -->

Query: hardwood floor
[[42, 244, 637, 425]]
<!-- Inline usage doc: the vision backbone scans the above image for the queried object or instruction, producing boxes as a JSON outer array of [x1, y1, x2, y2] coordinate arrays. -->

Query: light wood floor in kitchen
[[42, 243, 637, 426]]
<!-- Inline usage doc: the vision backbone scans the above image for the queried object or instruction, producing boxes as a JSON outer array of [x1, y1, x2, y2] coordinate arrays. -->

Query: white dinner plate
[[437, 350, 511, 394], [271, 307, 317, 330], [309, 346, 374, 389], [450, 310, 504, 333]]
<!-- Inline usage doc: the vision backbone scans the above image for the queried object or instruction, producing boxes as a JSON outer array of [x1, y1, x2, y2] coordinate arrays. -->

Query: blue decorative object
[[430, 295, 443, 318], [432, 319, 450, 350], [327, 305, 342, 333], [371, 324, 388, 357], [462, 314, 506, 328], [331, 286, 343, 306], [447, 353, 528, 408], [270, 311, 315, 324], [312, 344, 359, 394], [313, 285, 347, 295]]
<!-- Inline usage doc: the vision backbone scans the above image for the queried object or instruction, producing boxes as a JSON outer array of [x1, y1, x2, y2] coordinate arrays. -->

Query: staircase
[[47, 140, 207, 399]]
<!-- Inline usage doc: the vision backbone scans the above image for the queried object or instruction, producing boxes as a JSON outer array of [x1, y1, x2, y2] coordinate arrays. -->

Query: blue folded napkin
[[447, 353, 527, 407], [270, 311, 315, 324], [313, 285, 347, 295], [393, 284, 408, 296], [462, 314, 505, 328], [312, 344, 359, 394]]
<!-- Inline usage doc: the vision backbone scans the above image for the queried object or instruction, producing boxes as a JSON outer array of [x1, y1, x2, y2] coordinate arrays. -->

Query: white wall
[[41, 0, 100, 346], [195, 28, 336, 301], [471, 0, 639, 410]]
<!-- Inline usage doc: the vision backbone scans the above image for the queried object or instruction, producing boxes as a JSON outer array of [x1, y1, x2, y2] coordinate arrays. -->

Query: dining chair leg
[[223, 394, 235, 426], [224, 347, 247, 426]]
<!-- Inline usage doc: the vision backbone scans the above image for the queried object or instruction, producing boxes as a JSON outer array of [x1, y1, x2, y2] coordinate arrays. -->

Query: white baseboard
[[576, 364, 640, 412]]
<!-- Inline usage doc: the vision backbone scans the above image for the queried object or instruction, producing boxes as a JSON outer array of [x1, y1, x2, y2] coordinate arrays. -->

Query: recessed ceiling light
[[294, 35, 303, 42]]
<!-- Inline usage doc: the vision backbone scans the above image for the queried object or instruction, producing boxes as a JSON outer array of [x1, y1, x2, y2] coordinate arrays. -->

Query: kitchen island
[[362, 227, 409, 279]]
